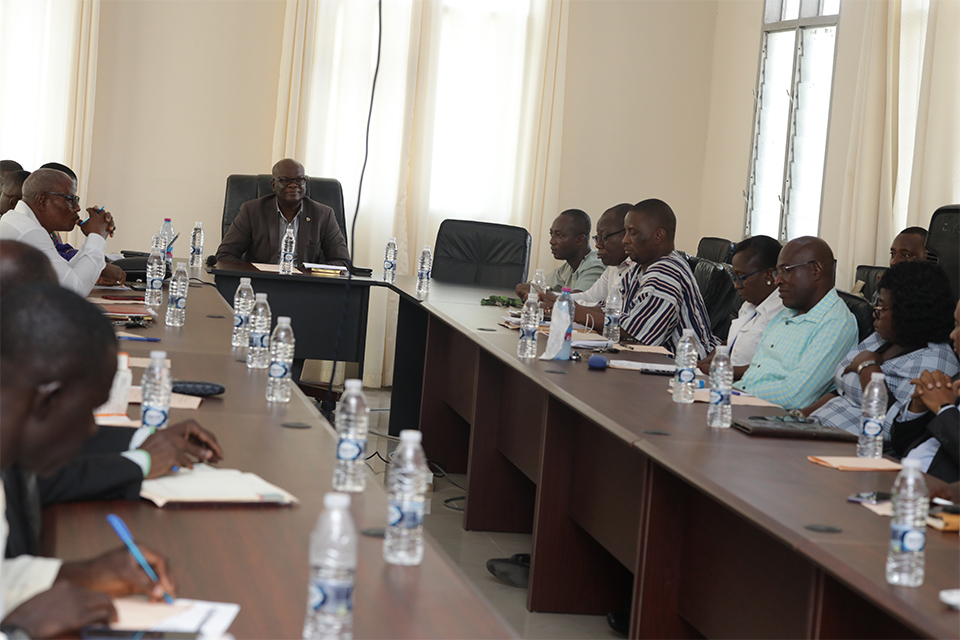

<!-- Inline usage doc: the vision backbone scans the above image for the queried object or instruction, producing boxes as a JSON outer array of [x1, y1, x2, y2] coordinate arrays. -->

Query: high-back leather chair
[[926, 205, 959, 301], [696, 237, 735, 264], [222, 175, 348, 245], [686, 254, 740, 341], [432, 219, 531, 288], [838, 291, 873, 343], [854, 265, 886, 302]]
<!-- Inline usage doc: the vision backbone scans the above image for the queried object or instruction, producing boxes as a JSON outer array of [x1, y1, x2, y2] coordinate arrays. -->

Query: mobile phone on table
[[847, 491, 892, 504]]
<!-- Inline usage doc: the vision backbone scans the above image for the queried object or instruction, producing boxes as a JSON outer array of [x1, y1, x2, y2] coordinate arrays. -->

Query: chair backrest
[[222, 174, 348, 245], [838, 290, 873, 343], [686, 254, 740, 341], [432, 219, 531, 288], [854, 265, 886, 302], [696, 237, 735, 264], [926, 205, 959, 301]]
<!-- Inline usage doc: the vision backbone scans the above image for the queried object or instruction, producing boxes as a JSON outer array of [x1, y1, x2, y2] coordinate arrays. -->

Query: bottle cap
[[423, 245, 431, 251], [562, 287, 572, 293], [176, 262, 186, 269], [255, 293, 267, 301], [344, 379, 362, 391], [390, 237, 396, 243], [277, 316, 291, 324], [901, 458, 921, 469], [682, 328, 696, 337], [240, 277, 251, 284], [323, 492, 351, 509], [195, 221, 202, 227], [870, 372, 885, 382], [535, 269, 544, 274], [117, 353, 129, 370], [164, 218, 171, 222], [715, 345, 729, 356], [150, 350, 167, 361], [399, 429, 422, 444]]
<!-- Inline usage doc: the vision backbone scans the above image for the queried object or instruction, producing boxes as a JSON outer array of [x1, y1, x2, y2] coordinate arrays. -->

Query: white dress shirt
[[725, 288, 785, 366], [571, 259, 633, 306], [0, 200, 105, 296]]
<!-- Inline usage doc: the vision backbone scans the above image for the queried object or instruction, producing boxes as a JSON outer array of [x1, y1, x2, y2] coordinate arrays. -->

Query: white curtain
[[836, 0, 960, 286], [274, 0, 567, 388]]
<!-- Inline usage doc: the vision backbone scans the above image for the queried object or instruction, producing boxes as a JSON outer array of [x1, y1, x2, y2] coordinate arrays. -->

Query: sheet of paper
[[140, 464, 299, 507], [95, 414, 141, 427], [807, 456, 903, 471], [620, 344, 671, 356], [251, 262, 303, 274], [112, 596, 239, 636], [128, 356, 171, 368], [689, 388, 778, 407], [129, 386, 202, 410], [859, 502, 948, 529], [89, 297, 145, 305]]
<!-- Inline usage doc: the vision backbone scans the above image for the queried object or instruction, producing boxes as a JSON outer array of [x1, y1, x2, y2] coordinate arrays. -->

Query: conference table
[[43, 273, 515, 639], [383, 276, 960, 639]]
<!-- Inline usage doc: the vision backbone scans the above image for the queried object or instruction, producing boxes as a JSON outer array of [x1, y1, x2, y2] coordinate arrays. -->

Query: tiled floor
[[360, 388, 619, 640]]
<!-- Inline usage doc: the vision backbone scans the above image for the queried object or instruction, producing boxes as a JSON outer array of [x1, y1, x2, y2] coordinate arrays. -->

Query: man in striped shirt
[[619, 199, 719, 358]]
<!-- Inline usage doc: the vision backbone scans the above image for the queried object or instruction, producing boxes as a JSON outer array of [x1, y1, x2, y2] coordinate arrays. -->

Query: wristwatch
[[856, 360, 879, 375]]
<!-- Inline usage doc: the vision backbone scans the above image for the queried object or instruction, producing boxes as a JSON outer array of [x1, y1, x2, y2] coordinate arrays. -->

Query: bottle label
[[249, 332, 269, 349], [604, 313, 620, 329], [191, 245, 202, 255], [282, 251, 294, 264], [150, 278, 163, 290], [861, 417, 883, 437], [709, 389, 731, 405], [384, 259, 396, 270], [890, 523, 925, 552], [676, 367, 696, 383], [337, 437, 366, 461], [520, 326, 537, 341], [387, 499, 424, 529], [417, 269, 431, 280], [233, 313, 248, 329], [308, 577, 354, 615], [168, 296, 186, 309], [269, 361, 290, 379], [141, 405, 169, 429]]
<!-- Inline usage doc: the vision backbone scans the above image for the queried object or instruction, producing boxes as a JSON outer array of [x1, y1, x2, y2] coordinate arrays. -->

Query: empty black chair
[[926, 205, 959, 301], [222, 174, 348, 246], [854, 265, 886, 302], [838, 291, 874, 342], [432, 220, 531, 289], [689, 256, 739, 341], [697, 237, 735, 264]]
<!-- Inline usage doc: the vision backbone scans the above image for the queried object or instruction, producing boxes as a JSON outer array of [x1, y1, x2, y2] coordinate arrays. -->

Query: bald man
[[736, 236, 858, 409], [215, 158, 350, 267], [0, 169, 112, 296]]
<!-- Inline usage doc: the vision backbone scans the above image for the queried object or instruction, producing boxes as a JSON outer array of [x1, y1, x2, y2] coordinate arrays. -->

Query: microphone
[[588, 354, 608, 370]]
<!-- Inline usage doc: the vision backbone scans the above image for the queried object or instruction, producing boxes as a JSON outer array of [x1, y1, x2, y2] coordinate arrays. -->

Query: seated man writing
[[516, 208, 604, 296], [216, 158, 350, 267], [735, 236, 858, 409]]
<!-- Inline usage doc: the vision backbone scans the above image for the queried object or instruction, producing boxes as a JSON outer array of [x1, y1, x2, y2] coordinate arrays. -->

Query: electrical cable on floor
[[368, 428, 401, 443], [428, 460, 466, 491], [443, 496, 465, 512]]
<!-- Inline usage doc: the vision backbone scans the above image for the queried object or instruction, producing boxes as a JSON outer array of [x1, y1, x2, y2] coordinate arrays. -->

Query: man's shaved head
[[272, 158, 304, 178], [775, 236, 836, 313], [0, 240, 57, 293], [21, 168, 74, 202], [630, 199, 676, 242]]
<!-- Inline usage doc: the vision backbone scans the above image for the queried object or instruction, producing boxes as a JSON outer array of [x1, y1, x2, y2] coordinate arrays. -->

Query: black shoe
[[607, 605, 630, 636], [485, 553, 531, 588]]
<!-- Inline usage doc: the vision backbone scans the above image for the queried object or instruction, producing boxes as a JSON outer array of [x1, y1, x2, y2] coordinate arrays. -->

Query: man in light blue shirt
[[736, 236, 858, 410]]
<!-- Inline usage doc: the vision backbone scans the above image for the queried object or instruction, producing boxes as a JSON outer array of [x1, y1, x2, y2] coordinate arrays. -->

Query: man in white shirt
[[698, 235, 784, 380], [0, 169, 113, 296]]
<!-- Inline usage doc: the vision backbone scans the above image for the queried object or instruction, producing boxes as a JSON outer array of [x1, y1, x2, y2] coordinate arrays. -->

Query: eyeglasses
[[592, 229, 625, 247], [772, 260, 817, 280], [872, 304, 891, 317], [728, 267, 766, 288], [44, 192, 80, 207], [275, 176, 306, 187]]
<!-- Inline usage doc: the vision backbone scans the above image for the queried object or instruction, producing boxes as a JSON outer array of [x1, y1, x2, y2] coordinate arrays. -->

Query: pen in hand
[[106, 514, 175, 605]]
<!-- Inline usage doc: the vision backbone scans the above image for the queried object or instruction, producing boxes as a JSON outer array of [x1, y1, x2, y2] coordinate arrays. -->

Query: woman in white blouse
[[698, 235, 784, 380]]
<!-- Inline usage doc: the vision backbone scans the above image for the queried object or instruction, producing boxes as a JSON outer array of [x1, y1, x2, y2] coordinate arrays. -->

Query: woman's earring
[[766, 280, 773, 285]]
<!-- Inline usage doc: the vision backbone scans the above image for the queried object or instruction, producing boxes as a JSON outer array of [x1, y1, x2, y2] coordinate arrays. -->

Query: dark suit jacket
[[215, 195, 351, 267], [891, 404, 959, 483]]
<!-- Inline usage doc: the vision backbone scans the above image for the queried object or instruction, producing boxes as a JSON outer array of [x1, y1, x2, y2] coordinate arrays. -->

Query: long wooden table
[[43, 275, 515, 639], [386, 277, 960, 639]]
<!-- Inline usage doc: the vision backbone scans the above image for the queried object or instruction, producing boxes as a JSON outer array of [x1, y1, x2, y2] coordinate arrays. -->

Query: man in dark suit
[[215, 158, 351, 267]]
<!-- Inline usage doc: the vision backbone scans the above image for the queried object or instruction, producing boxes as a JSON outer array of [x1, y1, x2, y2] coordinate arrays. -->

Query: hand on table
[[57, 545, 176, 602], [3, 582, 116, 638], [141, 419, 224, 478], [909, 370, 959, 414], [97, 262, 127, 286]]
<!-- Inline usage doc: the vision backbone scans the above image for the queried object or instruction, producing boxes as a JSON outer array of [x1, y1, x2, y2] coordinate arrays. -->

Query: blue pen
[[118, 336, 161, 342], [106, 514, 174, 605]]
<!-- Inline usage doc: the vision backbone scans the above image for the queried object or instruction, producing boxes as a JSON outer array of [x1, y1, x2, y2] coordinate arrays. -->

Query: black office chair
[[838, 291, 873, 343], [696, 237, 735, 264], [221, 174, 348, 246], [432, 219, 531, 288], [926, 205, 959, 302], [854, 265, 886, 301], [687, 255, 740, 341]]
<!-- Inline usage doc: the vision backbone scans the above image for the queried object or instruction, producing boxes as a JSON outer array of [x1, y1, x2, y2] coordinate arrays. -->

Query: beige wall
[[86, 0, 285, 258]]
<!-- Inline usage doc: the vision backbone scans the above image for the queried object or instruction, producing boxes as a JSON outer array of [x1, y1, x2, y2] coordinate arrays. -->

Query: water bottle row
[[230, 279, 297, 402], [381, 238, 434, 295]]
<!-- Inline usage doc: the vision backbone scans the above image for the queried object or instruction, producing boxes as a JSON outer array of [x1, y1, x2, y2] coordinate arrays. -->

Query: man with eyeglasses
[[216, 158, 350, 267], [736, 236, 858, 410], [0, 169, 112, 296]]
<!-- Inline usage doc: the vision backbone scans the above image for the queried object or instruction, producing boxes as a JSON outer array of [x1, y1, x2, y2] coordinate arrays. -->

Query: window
[[744, 0, 840, 241]]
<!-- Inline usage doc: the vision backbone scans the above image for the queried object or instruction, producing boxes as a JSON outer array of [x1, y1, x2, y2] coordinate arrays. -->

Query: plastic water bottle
[[553, 287, 574, 360], [383, 430, 428, 566], [518, 291, 539, 359], [858, 372, 886, 458], [416, 245, 432, 295], [164, 262, 189, 327], [280, 227, 296, 274], [247, 293, 272, 369], [95, 353, 133, 417], [266, 317, 296, 403], [383, 237, 397, 283], [532, 269, 546, 324], [189, 222, 204, 268], [332, 380, 369, 493], [158, 218, 176, 271], [303, 492, 356, 640], [673, 328, 698, 404], [603, 278, 622, 343], [885, 458, 928, 587], [140, 350, 171, 430], [231, 277, 255, 348], [708, 345, 733, 428], [145, 236, 165, 308]]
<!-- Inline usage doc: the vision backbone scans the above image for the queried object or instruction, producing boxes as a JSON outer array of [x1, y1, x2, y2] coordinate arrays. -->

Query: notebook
[[733, 416, 858, 441]]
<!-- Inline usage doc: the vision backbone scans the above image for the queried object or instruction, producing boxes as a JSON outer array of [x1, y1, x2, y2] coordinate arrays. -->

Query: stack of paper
[[807, 456, 903, 471], [112, 596, 240, 636], [140, 464, 299, 507]]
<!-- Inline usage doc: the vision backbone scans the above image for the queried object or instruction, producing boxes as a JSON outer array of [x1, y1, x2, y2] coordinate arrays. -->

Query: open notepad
[[140, 464, 299, 507], [110, 596, 240, 635]]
